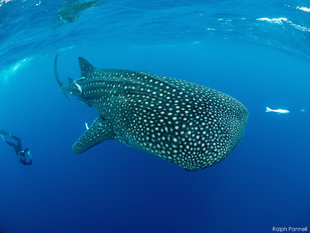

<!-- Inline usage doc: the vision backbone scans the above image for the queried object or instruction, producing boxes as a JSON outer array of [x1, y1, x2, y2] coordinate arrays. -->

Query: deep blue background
[[0, 41, 309, 233], [0, 1, 310, 232]]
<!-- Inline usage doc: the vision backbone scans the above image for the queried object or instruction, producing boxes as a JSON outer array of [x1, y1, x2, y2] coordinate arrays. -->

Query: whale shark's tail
[[54, 55, 69, 100]]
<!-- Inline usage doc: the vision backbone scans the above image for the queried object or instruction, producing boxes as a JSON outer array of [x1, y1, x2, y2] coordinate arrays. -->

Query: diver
[[0, 130, 32, 165]]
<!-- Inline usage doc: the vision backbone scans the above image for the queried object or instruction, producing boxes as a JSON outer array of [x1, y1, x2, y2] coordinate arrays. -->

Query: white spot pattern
[[62, 58, 249, 171]]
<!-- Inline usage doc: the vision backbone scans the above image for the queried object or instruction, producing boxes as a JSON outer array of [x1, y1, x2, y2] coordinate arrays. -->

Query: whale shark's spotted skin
[[56, 56, 248, 171]]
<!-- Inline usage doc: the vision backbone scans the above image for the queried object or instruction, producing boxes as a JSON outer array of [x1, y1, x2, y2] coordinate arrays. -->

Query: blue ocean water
[[0, 0, 309, 233]]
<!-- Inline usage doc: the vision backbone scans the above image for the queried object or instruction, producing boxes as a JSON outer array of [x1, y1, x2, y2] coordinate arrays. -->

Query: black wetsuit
[[1, 133, 32, 165], [5, 136, 22, 154]]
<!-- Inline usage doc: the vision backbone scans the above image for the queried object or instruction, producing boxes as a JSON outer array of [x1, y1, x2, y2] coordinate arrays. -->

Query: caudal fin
[[265, 107, 272, 112], [54, 55, 62, 87]]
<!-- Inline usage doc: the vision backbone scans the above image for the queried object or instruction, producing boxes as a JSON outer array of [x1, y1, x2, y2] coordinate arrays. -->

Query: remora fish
[[265, 107, 290, 114], [54, 56, 249, 171]]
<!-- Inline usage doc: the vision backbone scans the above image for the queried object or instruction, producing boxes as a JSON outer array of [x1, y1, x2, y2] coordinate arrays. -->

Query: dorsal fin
[[78, 57, 95, 77]]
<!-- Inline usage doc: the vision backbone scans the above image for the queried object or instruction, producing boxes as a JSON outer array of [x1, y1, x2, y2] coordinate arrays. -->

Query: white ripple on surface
[[297, 6, 310, 12], [256, 17, 310, 32], [256, 17, 288, 24], [0, 0, 12, 7]]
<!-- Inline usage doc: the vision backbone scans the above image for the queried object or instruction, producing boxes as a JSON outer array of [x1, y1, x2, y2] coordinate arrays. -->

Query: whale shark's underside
[[55, 56, 248, 171]]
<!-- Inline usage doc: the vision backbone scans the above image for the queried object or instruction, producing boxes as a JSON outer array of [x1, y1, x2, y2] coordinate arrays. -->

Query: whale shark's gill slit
[[54, 55, 69, 100]]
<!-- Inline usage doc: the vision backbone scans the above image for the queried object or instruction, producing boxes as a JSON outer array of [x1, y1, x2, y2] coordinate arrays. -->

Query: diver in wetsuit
[[0, 130, 32, 165]]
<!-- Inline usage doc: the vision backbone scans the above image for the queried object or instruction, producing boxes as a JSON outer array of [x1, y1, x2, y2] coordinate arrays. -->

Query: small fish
[[265, 107, 290, 114], [85, 122, 89, 130], [301, 109, 306, 113], [73, 79, 83, 94]]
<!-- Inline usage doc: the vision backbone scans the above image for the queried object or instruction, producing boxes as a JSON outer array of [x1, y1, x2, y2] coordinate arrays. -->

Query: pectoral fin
[[72, 117, 115, 153]]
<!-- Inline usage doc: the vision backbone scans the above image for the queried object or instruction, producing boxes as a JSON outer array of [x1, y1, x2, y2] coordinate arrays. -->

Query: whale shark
[[54, 56, 248, 171]]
